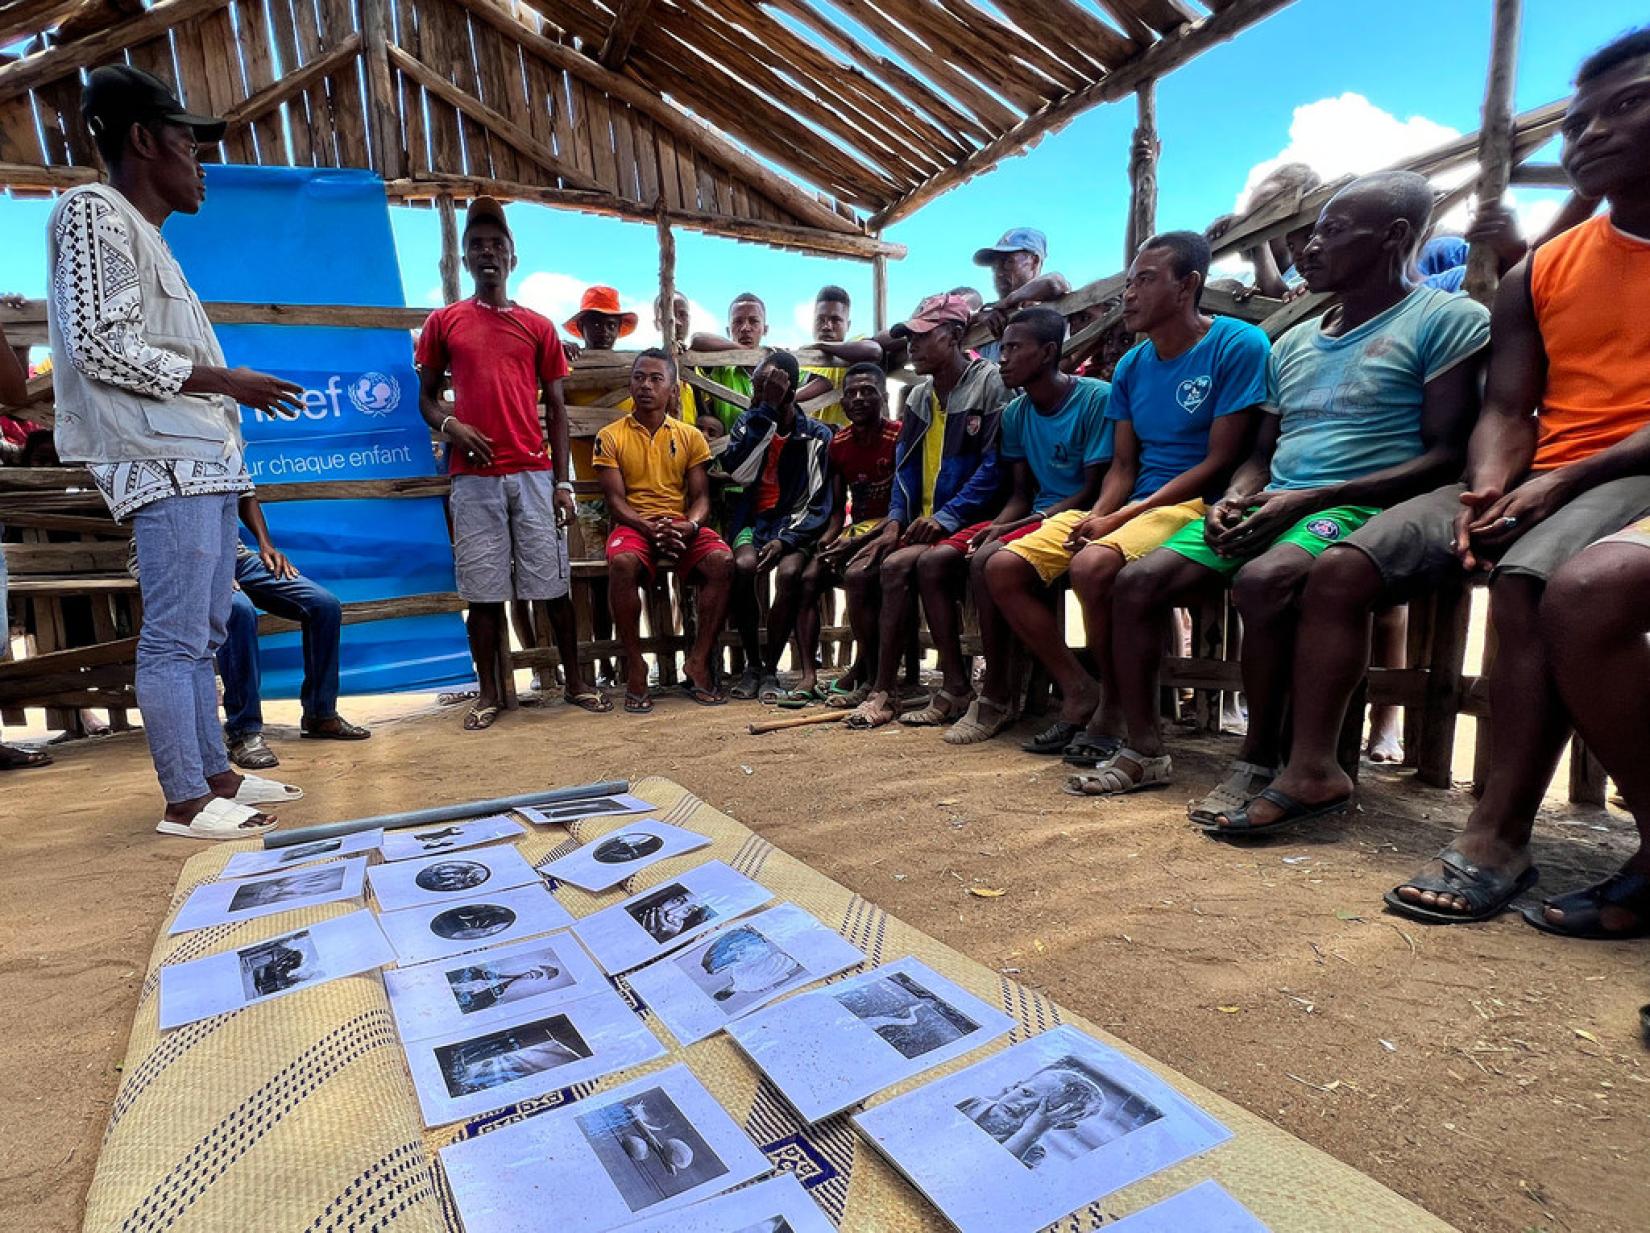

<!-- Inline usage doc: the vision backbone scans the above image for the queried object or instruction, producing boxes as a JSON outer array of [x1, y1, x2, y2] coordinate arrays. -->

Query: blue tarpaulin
[[163, 165, 473, 696]]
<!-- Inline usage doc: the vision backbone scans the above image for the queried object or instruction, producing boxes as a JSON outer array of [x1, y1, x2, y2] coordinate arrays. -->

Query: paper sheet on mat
[[157, 910, 393, 1029], [404, 985, 663, 1128], [625, 903, 863, 1045], [573, 861, 773, 975], [378, 883, 575, 967], [440, 1063, 770, 1233], [367, 845, 541, 912], [853, 1024, 1231, 1233], [169, 857, 368, 935], [537, 819, 711, 892], [727, 956, 1017, 1122], [219, 830, 384, 880], [379, 815, 525, 862], [384, 931, 609, 1042], [518, 794, 655, 826]]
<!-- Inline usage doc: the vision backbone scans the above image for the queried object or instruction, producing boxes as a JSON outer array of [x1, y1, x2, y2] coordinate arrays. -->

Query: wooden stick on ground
[[748, 710, 848, 735]]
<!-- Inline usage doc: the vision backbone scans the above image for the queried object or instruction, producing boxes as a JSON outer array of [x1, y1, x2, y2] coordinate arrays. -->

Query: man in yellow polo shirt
[[593, 349, 734, 712]]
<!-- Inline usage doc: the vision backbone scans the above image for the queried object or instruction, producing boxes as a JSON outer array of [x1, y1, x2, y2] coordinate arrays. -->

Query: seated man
[[970, 228, 1072, 361], [843, 294, 1010, 730], [797, 285, 883, 426], [1248, 31, 1650, 923], [594, 349, 734, 711], [944, 307, 1113, 746], [218, 494, 368, 769], [990, 232, 1267, 766], [1087, 171, 1490, 802], [719, 352, 835, 702], [800, 362, 902, 700]]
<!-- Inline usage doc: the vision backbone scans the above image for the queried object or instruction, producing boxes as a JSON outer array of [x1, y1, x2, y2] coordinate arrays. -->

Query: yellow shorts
[[1005, 500, 1210, 584], [845, 519, 882, 539], [1601, 515, 1650, 549]]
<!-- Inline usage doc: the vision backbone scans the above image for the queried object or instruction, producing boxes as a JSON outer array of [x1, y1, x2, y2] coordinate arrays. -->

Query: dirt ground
[[2, 690, 1645, 1233]]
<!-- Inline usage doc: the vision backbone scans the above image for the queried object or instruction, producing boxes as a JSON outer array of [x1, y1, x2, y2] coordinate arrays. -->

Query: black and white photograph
[[384, 933, 608, 1042], [439, 1064, 770, 1233], [379, 814, 526, 862], [604, 1164, 834, 1233], [219, 829, 384, 880], [852, 1025, 1231, 1233], [157, 910, 395, 1029], [537, 819, 712, 893], [1108, 1181, 1271, 1232], [404, 986, 665, 1127], [169, 856, 369, 935], [377, 883, 576, 967], [726, 957, 1017, 1123], [625, 903, 864, 1045], [835, 970, 984, 1060], [517, 793, 655, 827], [573, 861, 772, 975], [367, 845, 540, 912]]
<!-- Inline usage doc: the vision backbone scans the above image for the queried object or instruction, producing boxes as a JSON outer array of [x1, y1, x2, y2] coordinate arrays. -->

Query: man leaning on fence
[[47, 66, 307, 839]]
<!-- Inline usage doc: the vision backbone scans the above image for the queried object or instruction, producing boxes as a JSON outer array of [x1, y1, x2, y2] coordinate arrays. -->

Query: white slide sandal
[[156, 796, 279, 839], [233, 774, 304, 804]]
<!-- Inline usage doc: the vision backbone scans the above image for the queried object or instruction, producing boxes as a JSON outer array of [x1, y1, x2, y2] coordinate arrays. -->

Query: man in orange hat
[[416, 197, 609, 729], [564, 285, 639, 353]]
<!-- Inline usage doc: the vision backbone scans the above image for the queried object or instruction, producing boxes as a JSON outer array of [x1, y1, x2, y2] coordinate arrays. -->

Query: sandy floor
[[2, 689, 1645, 1233]]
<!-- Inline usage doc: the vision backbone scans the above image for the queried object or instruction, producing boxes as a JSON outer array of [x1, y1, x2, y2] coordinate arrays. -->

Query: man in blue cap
[[971, 228, 1071, 362]]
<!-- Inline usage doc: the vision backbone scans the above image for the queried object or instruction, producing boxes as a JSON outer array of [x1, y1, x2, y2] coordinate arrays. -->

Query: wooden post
[[1125, 78, 1159, 266], [359, 0, 405, 180], [437, 195, 461, 305], [872, 246, 888, 333], [1465, 0, 1522, 305], [656, 201, 677, 351]]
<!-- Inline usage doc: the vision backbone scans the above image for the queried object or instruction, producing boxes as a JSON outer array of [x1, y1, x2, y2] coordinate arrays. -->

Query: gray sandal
[[898, 688, 974, 727], [1064, 748, 1173, 796], [942, 698, 1017, 745], [1187, 759, 1276, 826]]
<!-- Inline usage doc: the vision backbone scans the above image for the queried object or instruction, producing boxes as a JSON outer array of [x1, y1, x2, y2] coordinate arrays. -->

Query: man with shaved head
[[1075, 170, 1490, 807]]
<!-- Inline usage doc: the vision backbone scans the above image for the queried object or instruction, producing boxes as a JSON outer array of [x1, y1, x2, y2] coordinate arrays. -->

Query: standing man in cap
[[416, 197, 609, 729], [49, 65, 305, 837], [971, 228, 1071, 362]]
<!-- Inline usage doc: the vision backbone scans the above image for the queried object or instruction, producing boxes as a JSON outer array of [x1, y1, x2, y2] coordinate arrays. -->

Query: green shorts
[[1161, 504, 1382, 577], [732, 526, 756, 549]]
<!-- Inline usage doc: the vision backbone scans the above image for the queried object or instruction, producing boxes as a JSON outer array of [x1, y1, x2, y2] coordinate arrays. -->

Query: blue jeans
[[220, 554, 344, 737], [132, 493, 238, 803]]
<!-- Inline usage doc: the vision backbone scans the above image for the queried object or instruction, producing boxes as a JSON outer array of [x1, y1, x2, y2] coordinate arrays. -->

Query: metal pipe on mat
[[263, 780, 631, 848]]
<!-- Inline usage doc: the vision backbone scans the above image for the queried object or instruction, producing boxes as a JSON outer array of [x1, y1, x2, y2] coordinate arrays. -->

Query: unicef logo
[[348, 372, 400, 417]]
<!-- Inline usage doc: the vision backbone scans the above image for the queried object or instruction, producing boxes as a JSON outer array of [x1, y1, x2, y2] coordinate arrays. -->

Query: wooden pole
[[358, 0, 405, 180], [656, 200, 677, 352], [1125, 79, 1159, 266], [1465, 0, 1522, 305], [437, 194, 461, 305], [872, 247, 888, 333]]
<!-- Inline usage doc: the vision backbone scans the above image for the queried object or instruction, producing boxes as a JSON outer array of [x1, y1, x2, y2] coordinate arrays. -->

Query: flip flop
[[1384, 848, 1540, 925], [1022, 719, 1083, 756], [1520, 871, 1650, 940], [624, 691, 654, 714], [463, 703, 501, 731], [784, 686, 823, 703], [1199, 785, 1346, 835], [1187, 760, 1277, 826], [564, 689, 615, 714], [679, 680, 727, 707], [1061, 733, 1122, 768], [156, 796, 277, 840]]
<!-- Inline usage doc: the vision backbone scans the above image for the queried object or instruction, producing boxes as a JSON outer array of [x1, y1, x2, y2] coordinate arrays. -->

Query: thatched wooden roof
[[0, 0, 1292, 257]]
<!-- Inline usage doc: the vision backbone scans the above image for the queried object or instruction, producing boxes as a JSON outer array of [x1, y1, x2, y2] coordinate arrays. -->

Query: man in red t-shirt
[[415, 198, 607, 730], [797, 363, 901, 699]]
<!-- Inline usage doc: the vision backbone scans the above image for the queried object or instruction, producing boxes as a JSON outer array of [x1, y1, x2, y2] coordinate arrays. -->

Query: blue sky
[[2, 0, 1643, 349]]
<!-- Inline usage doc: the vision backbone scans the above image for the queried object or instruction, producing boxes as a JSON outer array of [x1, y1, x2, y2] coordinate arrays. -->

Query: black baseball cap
[[82, 64, 226, 145]]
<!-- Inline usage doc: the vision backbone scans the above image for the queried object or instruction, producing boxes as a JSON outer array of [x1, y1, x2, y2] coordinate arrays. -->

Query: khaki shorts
[[450, 470, 570, 602], [1005, 500, 1208, 585]]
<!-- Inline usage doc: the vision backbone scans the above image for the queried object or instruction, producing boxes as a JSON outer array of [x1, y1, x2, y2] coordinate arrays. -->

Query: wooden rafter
[[220, 33, 362, 134], [0, 0, 229, 99], [597, 0, 653, 68]]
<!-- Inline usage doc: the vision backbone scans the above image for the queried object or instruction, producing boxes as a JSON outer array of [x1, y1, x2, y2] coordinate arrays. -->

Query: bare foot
[[1366, 707, 1403, 763], [1057, 677, 1101, 726]]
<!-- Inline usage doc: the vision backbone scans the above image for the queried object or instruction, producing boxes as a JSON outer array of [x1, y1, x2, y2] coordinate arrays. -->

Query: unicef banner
[[164, 165, 473, 696]]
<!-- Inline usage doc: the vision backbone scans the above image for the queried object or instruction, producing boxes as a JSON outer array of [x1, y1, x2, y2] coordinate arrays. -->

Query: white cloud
[[789, 298, 816, 346], [513, 270, 717, 348]]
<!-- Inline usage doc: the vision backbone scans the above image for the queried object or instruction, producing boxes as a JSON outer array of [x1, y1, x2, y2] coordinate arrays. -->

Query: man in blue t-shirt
[[996, 231, 1270, 762], [1079, 172, 1490, 816], [943, 307, 1113, 745]]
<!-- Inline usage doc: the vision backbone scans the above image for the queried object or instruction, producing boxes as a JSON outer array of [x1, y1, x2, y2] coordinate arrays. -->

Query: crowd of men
[[12, 31, 1650, 941]]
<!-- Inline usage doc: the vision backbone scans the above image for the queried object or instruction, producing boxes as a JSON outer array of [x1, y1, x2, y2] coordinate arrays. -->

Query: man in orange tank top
[[1219, 29, 1650, 932]]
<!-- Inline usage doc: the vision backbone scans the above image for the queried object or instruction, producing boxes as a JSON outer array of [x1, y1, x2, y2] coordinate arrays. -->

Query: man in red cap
[[836, 293, 1009, 729], [416, 197, 608, 729]]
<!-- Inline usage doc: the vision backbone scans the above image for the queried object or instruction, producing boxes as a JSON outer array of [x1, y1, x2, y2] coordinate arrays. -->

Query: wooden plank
[[0, 0, 230, 99], [1466, 0, 1521, 304], [0, 0, 83, 48], [269, 0, 313, 164], [30, 75, 73, 168], [194, 5, 254, 164], [221, 30, 362, 141], [318, 0, 371, 169], [610, 101, 640, 202], [468, 16, 518, 182], [291, 0, 337, 165], [234, 0, 289, 164], [0, 95, 42, 167], [361, 0, 407, 177], [581, 77, 620, 195], [2, 542, 130, 574], [168, 20, 218, 160], [650, 125, 683, 210], [632, 113, 659, 205], [598, 0, 653, 68]]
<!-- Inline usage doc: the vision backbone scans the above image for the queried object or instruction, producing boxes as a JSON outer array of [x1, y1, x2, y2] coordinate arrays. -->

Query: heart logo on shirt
[[1176, 376, 1211, 413]]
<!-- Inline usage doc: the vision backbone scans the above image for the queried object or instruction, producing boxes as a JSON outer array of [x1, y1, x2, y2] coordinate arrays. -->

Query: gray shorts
[[1343, 475, 1650, 591], [450, 471, 570, 602]]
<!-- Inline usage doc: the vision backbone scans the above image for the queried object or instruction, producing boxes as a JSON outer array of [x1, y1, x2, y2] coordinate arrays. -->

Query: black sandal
[[1201, 786, 1350, 835], [1384, 847, 1540, 925], [1520, 871, 1650, 940], [1022, 719, 1083, 755], [1062, 733, 1122, 768]]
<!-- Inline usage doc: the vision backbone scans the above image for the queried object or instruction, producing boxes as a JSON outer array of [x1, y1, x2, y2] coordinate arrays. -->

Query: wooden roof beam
[[870, 0, 1299, 229], [0, 0, 85, 48], [598, 0, 654, 68], [0, 0, 230, 99], [220, 33, 362, 135]]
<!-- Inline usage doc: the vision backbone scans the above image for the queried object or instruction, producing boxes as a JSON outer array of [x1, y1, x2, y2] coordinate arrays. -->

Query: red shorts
[[606, 524, 730, 580], [938, 519, 1040, 554]]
